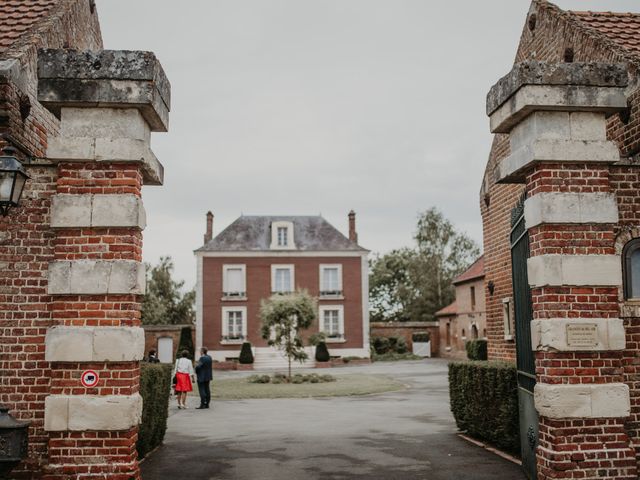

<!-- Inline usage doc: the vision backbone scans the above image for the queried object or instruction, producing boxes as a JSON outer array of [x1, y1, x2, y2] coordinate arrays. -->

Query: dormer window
[[277, 227, 288, 247], [270, 221, 295, 250]]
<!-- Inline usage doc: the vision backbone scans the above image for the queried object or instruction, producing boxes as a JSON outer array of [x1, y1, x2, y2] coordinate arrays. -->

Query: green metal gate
[[510, 195, 538, 480]]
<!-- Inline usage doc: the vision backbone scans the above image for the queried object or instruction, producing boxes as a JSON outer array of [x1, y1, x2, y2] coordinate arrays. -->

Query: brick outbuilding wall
[[481, 136, 521, 362]]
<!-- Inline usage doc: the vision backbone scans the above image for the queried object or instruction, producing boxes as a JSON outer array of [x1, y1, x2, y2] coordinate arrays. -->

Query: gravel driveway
[[141, 359, 526, 480]]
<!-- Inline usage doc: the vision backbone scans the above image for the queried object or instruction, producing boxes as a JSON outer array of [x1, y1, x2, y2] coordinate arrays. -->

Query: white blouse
[[173, 357, 195, 376]]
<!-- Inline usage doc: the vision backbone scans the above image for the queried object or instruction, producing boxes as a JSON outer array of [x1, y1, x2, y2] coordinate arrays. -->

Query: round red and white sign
[[80, 370, 99, 388]]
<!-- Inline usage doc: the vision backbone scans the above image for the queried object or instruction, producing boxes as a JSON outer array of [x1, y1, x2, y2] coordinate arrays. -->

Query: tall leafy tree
[[141, 256, 195, 325], [259, 290, 317, 380], [369, 207, 479, 323]]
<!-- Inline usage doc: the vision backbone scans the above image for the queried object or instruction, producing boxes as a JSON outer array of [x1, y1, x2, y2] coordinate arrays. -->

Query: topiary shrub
[[239, 342, 254, 364], [465, 339, 488, 361], [448, 361, 519, 454], [315, 341, 330, 362], [176, 326, 194, 360], [137, 363, 172, 458]]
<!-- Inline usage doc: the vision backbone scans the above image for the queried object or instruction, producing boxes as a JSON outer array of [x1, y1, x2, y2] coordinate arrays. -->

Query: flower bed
[[248, 372, 336, 384]]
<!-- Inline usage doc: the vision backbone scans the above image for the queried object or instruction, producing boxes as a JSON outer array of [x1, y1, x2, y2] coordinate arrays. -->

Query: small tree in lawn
[[259, 290, 317, 380]]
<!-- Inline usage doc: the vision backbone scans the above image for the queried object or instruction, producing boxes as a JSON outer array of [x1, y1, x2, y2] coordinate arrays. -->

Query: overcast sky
[[97, 0, 639, 288]]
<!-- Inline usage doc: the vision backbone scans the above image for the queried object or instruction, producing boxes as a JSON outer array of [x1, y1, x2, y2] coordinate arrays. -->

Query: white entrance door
[[158, 337, 174, 363]]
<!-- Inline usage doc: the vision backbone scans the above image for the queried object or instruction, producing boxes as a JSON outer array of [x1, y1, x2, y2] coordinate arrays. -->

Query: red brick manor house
[[194, 211, 370, 368]]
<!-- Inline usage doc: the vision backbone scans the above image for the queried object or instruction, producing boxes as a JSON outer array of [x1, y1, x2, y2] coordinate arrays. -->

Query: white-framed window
[[320, 264, 343, 297], [221, 306, 247, 343], [277, 227, 288, 247], [270, 221, 295, 250], [502, 297, 514, 341], [319, 305, 345, 342], [222, 264, 246, 298], [271, 264, 294, 293]]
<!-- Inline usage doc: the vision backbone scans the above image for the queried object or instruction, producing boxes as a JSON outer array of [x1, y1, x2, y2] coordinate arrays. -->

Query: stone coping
[[486, 61, 628, 116], [37, 49, 170, 132]]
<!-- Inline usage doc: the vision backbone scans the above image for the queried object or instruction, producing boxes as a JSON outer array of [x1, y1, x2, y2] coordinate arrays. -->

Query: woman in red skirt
[[172, 350, 195, 409]]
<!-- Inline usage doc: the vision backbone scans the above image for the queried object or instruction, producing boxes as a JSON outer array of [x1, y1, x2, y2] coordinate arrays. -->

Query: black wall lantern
[[0, 149, 29, 217], [0, 406, 30, 477]]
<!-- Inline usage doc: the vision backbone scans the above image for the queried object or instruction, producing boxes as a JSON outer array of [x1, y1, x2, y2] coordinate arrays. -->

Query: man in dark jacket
[[195, 346, 213, 409]]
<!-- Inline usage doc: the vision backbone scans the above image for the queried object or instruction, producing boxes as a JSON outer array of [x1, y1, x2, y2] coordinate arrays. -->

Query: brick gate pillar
[[36, 49, 170, 479], [487, 62, 635, 479]]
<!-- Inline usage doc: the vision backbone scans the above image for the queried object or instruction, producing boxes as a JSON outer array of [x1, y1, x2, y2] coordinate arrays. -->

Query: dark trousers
[[197, 381, 211, 407]]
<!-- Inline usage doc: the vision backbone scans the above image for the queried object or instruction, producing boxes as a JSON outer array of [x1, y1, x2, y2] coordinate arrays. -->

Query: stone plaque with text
[[566, 324, 599, 348]]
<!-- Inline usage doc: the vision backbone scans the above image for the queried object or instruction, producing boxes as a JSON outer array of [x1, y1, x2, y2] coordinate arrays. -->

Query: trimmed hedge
[[239, 342, 254, 364], [137, 363, 172, 459], [448, 361, 519, 454], [465, 339, 487, 360], [315, 342, 330, 362]]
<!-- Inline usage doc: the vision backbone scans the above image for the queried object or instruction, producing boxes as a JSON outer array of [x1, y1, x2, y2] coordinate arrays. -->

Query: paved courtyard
[[141, 360, 525, 480]]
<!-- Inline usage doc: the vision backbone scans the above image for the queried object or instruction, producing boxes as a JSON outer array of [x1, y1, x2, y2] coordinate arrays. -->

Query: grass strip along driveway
[[211, 373, 405, 399]]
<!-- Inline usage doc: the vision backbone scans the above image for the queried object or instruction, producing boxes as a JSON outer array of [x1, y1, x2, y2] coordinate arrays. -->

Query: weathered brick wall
[[46, 161, 145, 478], [0, 2, 103, 477], [481, 135, 521, 362], [0, 165, 56, 474]]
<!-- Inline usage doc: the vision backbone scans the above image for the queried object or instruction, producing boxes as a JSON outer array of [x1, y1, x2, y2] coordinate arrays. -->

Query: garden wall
[[369, 321, 439, 356]]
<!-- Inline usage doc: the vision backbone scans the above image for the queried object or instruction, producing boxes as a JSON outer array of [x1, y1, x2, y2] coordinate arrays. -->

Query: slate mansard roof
[[196, 215, 368, 253]]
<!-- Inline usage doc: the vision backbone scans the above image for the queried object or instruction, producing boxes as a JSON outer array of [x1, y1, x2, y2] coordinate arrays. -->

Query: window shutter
[[275, 268, 291, 291], [323, 268, 338, 291], [227, 268, 243, 292]]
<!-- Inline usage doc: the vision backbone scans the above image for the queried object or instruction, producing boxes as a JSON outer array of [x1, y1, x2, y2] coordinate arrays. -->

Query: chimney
[[348, 210, 358, 243], [204, 211, 214, 243]]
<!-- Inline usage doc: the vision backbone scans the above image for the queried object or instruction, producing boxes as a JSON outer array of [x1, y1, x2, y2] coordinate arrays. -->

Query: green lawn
[[210, 374, 405, 400]]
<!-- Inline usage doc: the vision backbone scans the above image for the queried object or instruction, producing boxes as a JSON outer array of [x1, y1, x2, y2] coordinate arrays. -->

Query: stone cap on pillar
[[487, 61, 628, 133], [37, 49, 170, 132]]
